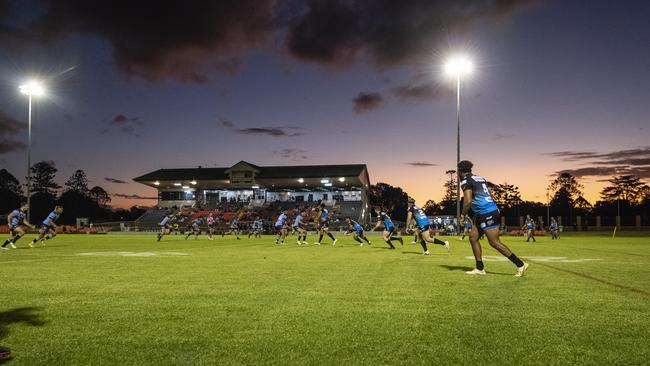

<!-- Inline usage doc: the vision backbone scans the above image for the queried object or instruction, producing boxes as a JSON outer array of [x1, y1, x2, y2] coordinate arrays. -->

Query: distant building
[[134, 161, 371, 223]]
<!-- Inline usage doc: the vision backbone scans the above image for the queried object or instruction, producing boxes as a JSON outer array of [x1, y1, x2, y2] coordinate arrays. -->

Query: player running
[[406, 199, 449, 255], [549, 217, 559, 240], [206, 213, 216, 240], [314, 203, 337, 245], [293, 209, 309, 245], [29, 206, 63, 247], [274, 211, 289, 245], [185, 217, 202, 240], [373, 207, 403, 249], [156, 211, 174, 242], [458, 160, 528, 277], [345, 218, 371, 246], [461, 215, 472, 240], [222, 218, 241, 240], [523, 215, 536, 242], [2, 203, 35, 250]]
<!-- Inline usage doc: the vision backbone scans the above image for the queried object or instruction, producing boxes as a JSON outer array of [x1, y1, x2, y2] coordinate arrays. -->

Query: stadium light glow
[[182, 185, 190, 189], [190, 180, 197, 185], [444, 56, 473, 77], [252, 185, 259, 189], [297, 178, 304, 183], [174, 183, 182, 186], [19, 81, 46, 97], [324, 183, 333, 187], [153, 181, 160, 186], [338, 177, 345, 182], [320, 178, 330, 184]]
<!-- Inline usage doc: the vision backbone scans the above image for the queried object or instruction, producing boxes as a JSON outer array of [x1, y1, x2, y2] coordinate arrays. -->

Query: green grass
[[1, 232, 649, 365]]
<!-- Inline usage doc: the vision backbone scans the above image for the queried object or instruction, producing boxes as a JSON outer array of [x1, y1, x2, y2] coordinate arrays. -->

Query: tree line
[[369, 172, 650, 225], [0, 161, 146, 225]]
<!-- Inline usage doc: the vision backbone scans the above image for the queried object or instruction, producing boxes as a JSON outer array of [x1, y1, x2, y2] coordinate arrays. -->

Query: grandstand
[[133, 161, 371, 224]]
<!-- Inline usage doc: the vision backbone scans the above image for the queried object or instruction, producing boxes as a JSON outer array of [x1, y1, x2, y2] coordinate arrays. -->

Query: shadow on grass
[[438, 264, 511, 276], [0, 307, 46, 364]]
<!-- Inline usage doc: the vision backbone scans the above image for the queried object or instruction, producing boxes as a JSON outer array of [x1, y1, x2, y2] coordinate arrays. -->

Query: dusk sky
[[1, 0, 649, 208]]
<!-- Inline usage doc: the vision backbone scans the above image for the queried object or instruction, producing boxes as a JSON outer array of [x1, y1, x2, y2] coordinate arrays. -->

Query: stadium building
[[133, 161, 371, 223]]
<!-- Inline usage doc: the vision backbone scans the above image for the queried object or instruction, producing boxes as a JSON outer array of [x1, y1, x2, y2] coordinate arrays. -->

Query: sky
[[1, 0, 649, 208]]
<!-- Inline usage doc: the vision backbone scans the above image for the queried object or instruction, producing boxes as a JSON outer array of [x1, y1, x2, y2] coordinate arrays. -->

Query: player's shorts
[[473, 210, 500, 233], [465, 224, 472, 229], [319, 221, 329, 229], [41, 224, 54, 232], [417, 224, 431, 231], [354, 228, 364, 236], [275, 225, 284, 232], [10, 225, 20, 235], [385, 226, 395, 234], [207, 224, 214, 228], [192, 224, 200, 230]]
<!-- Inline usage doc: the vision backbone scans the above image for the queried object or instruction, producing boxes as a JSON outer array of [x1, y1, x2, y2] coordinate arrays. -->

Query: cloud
[[546, 146, 650, 178], [405, 161, 438, 167], [222, 119, 304, 137], [0, 110, 27, 154], [353, 92, 384, 114], [392, 82, 443, 102], [0, 1, 534, 82], [104, 177, 128, 184], [112, 193, 157, 200], [273, 148, 308, 161], [105, 113, 144, 136], [494, 133, 515, 140]]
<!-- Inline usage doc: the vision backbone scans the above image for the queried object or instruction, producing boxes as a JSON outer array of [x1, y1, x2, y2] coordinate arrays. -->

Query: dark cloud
[[274, 148, 308, 161], [112, 193, 157, 200], [494, 133, 515, 140], [104, 177, 128, 184], [353, 92, 383, 114], [222, 119, 304, 137], [106, 114, 144, 136], [0, 110, 27, 154], [547, 146, 650, 178], [0, 0, 534, 82], [405, 162, 438, 167], [286, 0, 535, 67], [392, 82, 443, 102]]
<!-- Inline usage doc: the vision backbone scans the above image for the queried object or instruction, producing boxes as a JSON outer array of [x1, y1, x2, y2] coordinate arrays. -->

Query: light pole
[[444, 56, 473, 220], [19, 81, 45, 222]]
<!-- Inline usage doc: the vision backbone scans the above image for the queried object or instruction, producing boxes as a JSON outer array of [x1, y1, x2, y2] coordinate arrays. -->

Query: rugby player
[[345, 218, 371, 246], [372, 207, 403, 249], [406, 199, 449, 255], [29, 205, 63, 247], [2, 203, 34, 249]]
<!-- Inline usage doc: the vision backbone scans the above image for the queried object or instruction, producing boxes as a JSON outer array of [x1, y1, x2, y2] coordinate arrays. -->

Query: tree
[[28, 161, 60, 196], [548, 172, 584, 224], [89, 186, 111, 207], [0, 169, 23, 213], [64, 169, 90, 195], [439, 170, 458, 215], [423, 200, 441, 216], [600, 175, 650, 205], [368, 182, 411, 222], [487, 182, 522, 209]]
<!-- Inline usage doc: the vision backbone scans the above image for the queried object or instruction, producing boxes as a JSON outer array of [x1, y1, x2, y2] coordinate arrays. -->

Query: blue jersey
[[526, 220, 534, 229], [11, 209, 26, 227], [42, 211, 60, 227], [377, 212, 394, 228], [192, 218, 202, 227], [160, 216, 171, 226], [294, 214, 303, 227], [275, 213, 287, 227], [408, 205, 429, 229], [350, 220, 363, 233], [550, 222, 558, 229], [319, 209, 330, 221], [464, 219, 472, 229], [460, 174, 499, 215]]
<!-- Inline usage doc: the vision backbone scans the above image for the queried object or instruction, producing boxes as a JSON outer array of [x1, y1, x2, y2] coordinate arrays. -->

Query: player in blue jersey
[[156, 211, 174, 242], [314, 203, 337, 245], [406, 199, 449, 255], [2, 203, 35, 250], [293, 209, 309, 245], [549, 217, 559, 240], [274, 211, 289, 245], [185, 217, 202, 240], [458, 161, 528, 277], [461, 215, 472, 240], [373, 207, 403, 249], [345, 217, 371, 246], [222, 217, 241, 240], [29, 205, 63, 247], [523, 215, 536, 242]]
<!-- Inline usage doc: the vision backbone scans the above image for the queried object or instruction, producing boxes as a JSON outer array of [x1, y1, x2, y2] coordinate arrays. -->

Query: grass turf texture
[[1, 233, 648, 365]]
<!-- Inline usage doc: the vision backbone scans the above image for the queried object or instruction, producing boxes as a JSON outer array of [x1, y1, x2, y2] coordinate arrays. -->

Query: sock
[[362, 236, 370, 244], [433, 238, 446, 245], [385, 240, 395, 249], [476, 260, 485, 270], [318, 234, 323, 243], [420, 242, 428, 252], [508, 253, 524, 267], [12, 234, 22, 244], [327, 233, 335, 241], [354, 237, 362, 243], [46, 234, 53, 240], [2, 239, 11, 247]]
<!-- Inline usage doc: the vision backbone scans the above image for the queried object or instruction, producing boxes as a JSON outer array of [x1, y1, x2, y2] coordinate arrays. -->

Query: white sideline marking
[[76, 251, 190, 257], [465, 255, 600, 263]]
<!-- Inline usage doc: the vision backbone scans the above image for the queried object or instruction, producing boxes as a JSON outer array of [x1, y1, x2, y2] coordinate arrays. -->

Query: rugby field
[[1, 232, 648, 365]]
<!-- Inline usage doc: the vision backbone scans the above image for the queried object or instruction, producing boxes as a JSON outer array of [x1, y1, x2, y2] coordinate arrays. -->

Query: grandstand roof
[[134, 161, 370, 190]]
